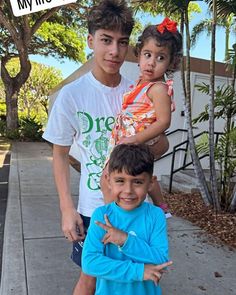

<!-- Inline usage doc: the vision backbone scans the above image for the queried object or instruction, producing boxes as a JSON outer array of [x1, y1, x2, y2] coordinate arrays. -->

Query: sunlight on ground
[[0, 138, 11, 168]]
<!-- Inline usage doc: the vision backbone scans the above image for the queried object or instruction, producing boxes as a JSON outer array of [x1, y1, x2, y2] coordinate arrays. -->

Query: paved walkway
[[0, 142, 235, 295]]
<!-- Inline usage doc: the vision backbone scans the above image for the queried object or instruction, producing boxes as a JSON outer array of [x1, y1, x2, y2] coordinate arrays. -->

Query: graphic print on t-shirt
[[77, 111, 115, 191]]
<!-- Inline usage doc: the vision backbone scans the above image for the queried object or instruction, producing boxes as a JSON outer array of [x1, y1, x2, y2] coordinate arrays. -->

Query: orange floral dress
[[106, 80, 174, 163]]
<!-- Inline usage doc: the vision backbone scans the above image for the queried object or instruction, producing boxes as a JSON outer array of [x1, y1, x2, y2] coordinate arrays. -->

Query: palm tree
[[227, 44, 236, 213], [207, 0, 236, 17], [181, 1, 212, 207], [207, 0, 236, 210], [191, 14, 235, 61], [194, 0, 236, 212], [208, 0, 221, 211]]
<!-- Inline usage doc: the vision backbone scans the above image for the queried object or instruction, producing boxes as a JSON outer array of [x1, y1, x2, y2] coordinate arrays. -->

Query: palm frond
[[195, 82, 210, 94], [195, 133, 209, 155], [205, 0, 236, 18], [191, 19, 212, 48]]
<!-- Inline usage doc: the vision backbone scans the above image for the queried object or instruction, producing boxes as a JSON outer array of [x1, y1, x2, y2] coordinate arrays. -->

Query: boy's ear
[[107, 175, 112, 190], [87, 34, 94, 49]]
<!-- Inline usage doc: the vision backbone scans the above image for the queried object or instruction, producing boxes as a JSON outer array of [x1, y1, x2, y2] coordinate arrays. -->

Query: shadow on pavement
[[0, 141, 11, 282]]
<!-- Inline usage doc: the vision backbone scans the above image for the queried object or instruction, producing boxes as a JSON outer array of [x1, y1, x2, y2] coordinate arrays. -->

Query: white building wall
[[158, 71, 231, 177]]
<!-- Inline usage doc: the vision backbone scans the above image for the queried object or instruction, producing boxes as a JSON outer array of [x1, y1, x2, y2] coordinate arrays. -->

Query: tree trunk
[[226, 43, 236, 211], [183, 8, 212, 207], [223, 113, 232, 209], [5, 85, 19, 130], [225, 25, 230, 61], [1, 55, 31, 132], [180, 14, 187, 100], [209, 0, 221, 211]]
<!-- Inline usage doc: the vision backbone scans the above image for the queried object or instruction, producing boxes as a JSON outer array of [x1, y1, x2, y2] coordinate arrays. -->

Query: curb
[[0, 144, 27, 295]]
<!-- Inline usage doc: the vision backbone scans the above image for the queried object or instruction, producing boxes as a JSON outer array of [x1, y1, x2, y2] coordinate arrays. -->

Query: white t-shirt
[[43, 71, 132, 217]]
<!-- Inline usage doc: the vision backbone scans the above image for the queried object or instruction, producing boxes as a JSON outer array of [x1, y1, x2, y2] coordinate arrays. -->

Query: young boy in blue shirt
[[82, 144, 172, 295]]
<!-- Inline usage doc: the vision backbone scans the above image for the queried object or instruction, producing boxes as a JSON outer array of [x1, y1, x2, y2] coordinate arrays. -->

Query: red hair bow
[[157, 17, 177, 34]]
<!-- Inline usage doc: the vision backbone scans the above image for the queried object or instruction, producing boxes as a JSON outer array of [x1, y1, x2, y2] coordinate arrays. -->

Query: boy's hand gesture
[[144, 261, 173, 286], [96, 214, 128, 246]]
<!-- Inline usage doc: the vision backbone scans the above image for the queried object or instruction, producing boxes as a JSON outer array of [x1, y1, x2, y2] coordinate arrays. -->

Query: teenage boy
[[43, 0, 134, 294], [82, 144, 172, 295]]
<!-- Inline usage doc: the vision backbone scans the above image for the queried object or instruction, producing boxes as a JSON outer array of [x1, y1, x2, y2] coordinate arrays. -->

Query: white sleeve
[[43, 87, 79, 146]]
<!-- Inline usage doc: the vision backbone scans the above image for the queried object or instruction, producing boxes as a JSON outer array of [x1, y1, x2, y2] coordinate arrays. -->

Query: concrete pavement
[[0, 142, 235, 295]]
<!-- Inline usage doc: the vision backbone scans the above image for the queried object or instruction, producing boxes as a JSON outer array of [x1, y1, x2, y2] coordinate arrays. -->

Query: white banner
[[10, 0, 77, 17]]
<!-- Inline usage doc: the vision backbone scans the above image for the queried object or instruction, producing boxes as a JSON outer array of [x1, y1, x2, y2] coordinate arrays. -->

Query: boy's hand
[[143, 261, 173, 286], [62, 208, 85, 242], [96, 214, 127, 246]]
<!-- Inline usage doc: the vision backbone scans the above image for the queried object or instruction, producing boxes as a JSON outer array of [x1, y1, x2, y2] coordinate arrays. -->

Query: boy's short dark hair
[[108, 144, 154, 176], [88, 0, 134, 36]]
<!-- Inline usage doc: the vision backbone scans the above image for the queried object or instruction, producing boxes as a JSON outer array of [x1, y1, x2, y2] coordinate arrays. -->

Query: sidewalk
[[1, 142, 235, 295], [0, 138, 11, 279]]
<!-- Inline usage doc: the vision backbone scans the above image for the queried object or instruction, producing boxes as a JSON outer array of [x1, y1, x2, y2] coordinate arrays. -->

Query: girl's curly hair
[[135, 25, 183, 75]]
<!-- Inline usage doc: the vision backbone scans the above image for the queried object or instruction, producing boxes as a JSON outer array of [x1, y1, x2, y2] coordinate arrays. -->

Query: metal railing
[[168, 130, 224, 193]]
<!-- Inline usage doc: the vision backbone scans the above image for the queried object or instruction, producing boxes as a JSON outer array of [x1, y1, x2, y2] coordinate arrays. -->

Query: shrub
[[19, 117, 44, 141], [1, 116, 44, 141], [5, 129, 20, 140]]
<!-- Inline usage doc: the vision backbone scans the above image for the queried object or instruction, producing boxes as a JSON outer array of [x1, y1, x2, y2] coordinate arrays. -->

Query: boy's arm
[[82, 209, 144, 282], [100, 209, 169, 265], [53, 144, 84, 241]]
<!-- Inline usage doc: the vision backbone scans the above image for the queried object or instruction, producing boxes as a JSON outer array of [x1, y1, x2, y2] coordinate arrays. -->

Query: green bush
[[1, 116, 44, 141], [19, 117, 44, 141], [5, 128, 20, 140]]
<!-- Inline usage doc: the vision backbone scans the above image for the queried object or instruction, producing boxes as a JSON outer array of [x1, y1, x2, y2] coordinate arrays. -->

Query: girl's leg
[[148, 134, 171, 216], [149, 133, 169, 160], [148, 177, 171, 218], [148, 176, 165, 206]]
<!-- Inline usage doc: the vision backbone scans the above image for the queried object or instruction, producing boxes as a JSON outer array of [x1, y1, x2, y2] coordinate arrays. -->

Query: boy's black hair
[[135, 24, 183, 74], [88, 0, 134, 36], [108, 144, 154, 176]]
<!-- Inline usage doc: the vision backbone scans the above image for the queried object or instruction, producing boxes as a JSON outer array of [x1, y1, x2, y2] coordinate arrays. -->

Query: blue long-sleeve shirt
[[82, 202, 169, 295]]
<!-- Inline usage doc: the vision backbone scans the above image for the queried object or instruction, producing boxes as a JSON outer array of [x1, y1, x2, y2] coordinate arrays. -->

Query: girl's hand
[[95, 214, 128, 246], [118, 135, 138, 145]]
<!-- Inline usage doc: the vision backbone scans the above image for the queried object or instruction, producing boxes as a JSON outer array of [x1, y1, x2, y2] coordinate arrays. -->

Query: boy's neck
[[115, 201, 143, 211], [91, 70, 122, 87]]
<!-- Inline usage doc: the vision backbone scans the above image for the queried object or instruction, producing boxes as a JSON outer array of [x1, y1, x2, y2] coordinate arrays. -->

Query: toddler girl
[[101, 17, 183, 214]]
